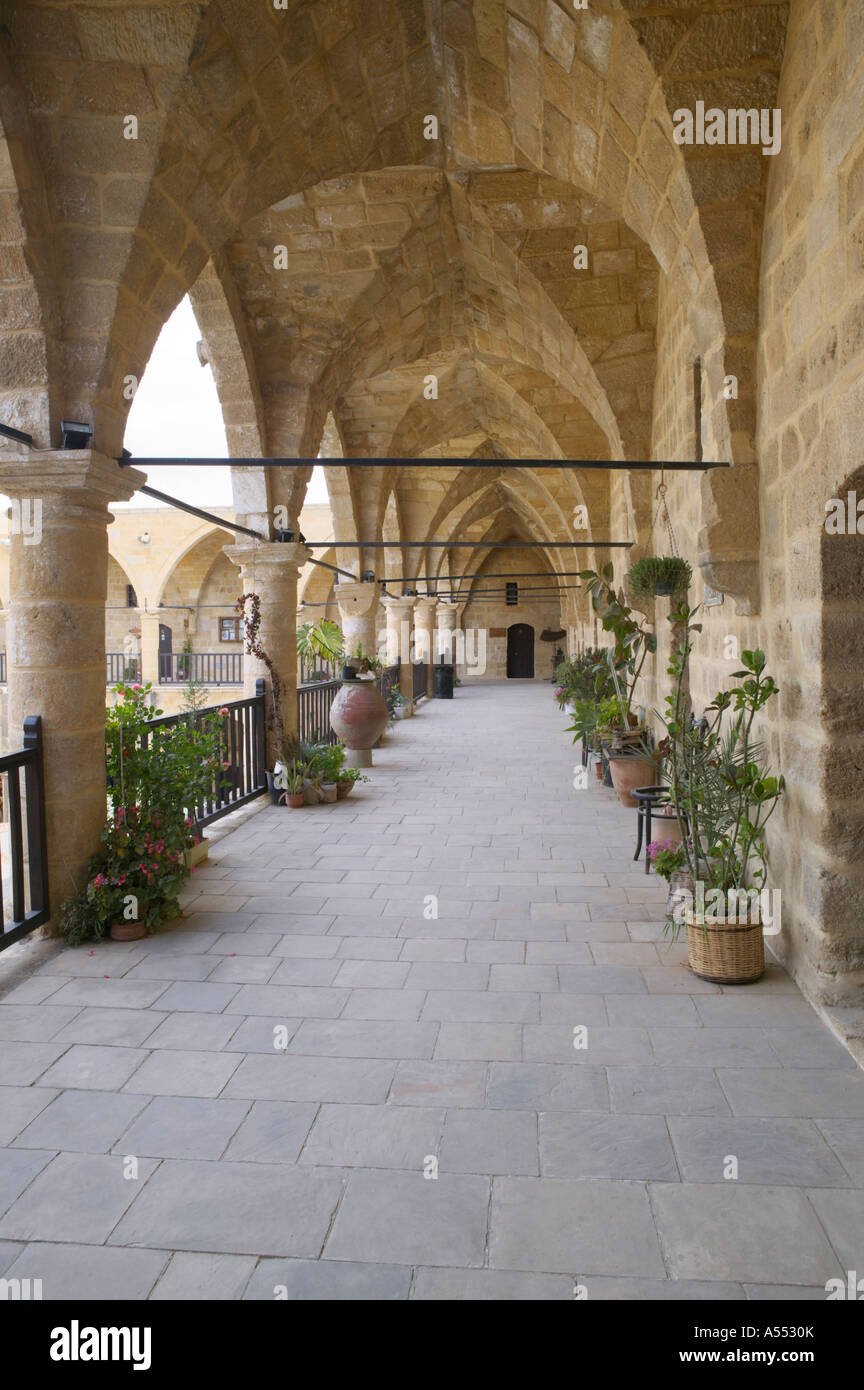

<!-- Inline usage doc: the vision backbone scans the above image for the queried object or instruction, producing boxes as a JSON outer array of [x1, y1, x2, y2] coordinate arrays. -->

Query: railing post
[[254, 677, 267, 779], [22, 715, 49, 919]]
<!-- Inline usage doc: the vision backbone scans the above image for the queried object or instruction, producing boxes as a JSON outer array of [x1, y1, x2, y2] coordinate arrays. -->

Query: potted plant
[[348, 643, 384, 678], [334, 767, 368, 799], [275, 759, 305, 808], [296, 618, 344, 667], [60, 804, 190, 945], [555, 650, 613, 714], [388, 689, 410, 721], [105, 682, 230, 867], [577, 567, 660, 804], [603, 731, 666, 809], [647, 837, 692, 921], [313, 741, 345, 801], [662, 604, 785, 984], [628, 555, 692, 602]]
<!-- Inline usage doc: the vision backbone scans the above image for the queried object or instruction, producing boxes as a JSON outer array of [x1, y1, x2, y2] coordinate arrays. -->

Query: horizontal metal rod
[[138, 484, 265, 540], [136, 484, 353, 580], [119, 456, 728, 471], [448, 585, 582, 595], [304, 555, 357, 580], [391, 571, 588, 582], [313, 540, 631, 549], [0, 422, 34, 446]]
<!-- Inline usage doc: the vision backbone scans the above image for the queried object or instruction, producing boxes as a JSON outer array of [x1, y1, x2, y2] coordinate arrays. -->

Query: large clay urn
[[329, 676, 389, 767]]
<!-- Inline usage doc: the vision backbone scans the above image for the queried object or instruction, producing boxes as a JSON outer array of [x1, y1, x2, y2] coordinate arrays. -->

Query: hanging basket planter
[[628, 555, 692, 603]]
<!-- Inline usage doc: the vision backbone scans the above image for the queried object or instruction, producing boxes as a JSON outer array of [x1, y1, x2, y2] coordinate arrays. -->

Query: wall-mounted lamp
[[61, 420, 93, 449]]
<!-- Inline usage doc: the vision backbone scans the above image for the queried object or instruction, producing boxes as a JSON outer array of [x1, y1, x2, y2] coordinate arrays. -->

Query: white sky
[[120, 294, 328, 508]]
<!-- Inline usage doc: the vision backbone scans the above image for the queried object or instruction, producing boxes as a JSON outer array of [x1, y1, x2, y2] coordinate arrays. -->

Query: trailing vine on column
[[236, 591, 285, 750]]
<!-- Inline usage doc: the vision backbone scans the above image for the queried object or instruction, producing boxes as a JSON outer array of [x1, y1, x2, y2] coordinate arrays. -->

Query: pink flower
[[218, 707, 229, 717]]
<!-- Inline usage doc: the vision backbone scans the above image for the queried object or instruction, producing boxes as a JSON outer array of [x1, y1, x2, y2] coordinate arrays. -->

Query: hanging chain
[[652, 466, 680, 558]]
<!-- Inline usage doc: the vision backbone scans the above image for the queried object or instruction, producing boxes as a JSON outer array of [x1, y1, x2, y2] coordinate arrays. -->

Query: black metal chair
[[632, 784, 682, 874]]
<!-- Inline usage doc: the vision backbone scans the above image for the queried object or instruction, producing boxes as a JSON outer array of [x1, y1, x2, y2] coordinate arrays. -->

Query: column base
[[345, 747, 373, 768]]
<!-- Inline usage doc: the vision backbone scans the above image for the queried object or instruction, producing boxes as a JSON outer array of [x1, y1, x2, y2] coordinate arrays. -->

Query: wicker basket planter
[[684, 907, 765, 984]]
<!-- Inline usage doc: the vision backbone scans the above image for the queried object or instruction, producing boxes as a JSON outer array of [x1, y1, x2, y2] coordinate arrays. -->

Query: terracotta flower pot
[[335, 780, 350, 800], [110, 919, 146, 941], [330, 678, 388, 766], [653, 811, 683, 843], [607, 756, 657, 807], [284, 792, 304, 808]]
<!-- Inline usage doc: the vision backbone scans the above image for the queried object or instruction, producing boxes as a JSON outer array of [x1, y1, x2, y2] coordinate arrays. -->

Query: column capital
[[383, 594, 418, 618], [224, 539, 311, 575], [333, 580, 380, 619], [0, 449, 146, 506], [412, 596, 438, 623], [436, 600, 464, 626]]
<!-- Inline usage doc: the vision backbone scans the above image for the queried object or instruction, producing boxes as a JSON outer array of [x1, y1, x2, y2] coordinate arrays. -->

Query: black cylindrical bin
[[433, 664, 455, 699]]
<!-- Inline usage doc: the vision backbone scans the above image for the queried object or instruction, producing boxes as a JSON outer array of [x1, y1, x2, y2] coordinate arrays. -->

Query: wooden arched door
[[507, 623, 534, 678]]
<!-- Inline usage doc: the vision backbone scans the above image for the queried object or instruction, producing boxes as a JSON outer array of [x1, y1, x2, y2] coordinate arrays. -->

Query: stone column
[[383, 595, 417, 714], [0, 449, 146, 930], [139, 611, 161, 690], [224, 540, 310, 762], [333, 581, 379, 667], [412, 597, 438, 697], [435, 600, 464, 664]]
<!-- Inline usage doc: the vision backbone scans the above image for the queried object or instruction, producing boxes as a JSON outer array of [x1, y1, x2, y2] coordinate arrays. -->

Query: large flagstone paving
[[0, 681, 862, 1300]]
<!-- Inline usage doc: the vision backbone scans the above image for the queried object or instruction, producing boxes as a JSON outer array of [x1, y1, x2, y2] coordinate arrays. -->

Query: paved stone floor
[[1, 681, 863, 1300]]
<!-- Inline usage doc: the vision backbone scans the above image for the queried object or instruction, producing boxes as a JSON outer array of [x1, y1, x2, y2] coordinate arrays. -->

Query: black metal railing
[[297, 678, 341, 746], [376, 662, 400, 708], [106, 653, 141, 686], [0, 716, 49, 952], [412, 661, 428, 701], [135, 682, 267, 827], [298, 654, 341, 685], [158, 652, 243, 685], [0, 651, 6, 684]]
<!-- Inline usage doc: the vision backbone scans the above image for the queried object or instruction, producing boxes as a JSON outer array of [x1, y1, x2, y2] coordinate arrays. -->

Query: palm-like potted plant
[[297, 619, 344, 680], [662, 603, 785, 983], [577, 566, 658, 804]]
